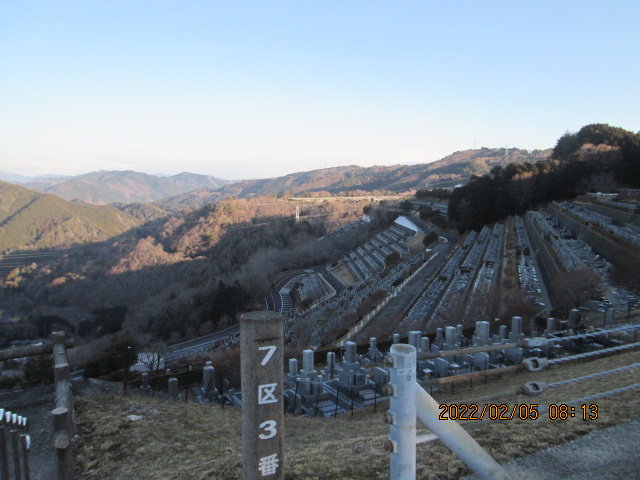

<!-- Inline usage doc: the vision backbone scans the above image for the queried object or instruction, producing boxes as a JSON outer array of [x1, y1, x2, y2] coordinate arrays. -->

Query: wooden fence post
[[51, 331, 75, 480], [52, 408, 74, 480], [240, 311, 284, 480]]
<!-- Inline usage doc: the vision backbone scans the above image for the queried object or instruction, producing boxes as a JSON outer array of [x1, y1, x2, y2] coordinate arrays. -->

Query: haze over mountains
[[14, 170, 232, 205], [1, 147, 550, 209]]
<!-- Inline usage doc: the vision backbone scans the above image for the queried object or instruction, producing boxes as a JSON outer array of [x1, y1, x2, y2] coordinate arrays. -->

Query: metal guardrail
[[387, 344, 512, 480]]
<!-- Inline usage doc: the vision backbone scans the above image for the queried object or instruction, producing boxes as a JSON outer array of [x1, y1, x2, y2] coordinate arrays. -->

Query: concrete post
[[392, 333, 400, 344], [387, 344, 416, 480], [240, 311, 284, 480]]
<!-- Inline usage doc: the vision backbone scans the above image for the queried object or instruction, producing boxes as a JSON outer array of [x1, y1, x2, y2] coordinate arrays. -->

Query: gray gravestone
[[288, 358, 299, 378], [545, 317, 557, 334], [325, 352, 336, 378], [499, 325, 508, 340], [408, 331, 421, 349], [420, 337, 429, 353], [203, 366, 215, 399], [141, 372, 150, 390], [569, 309, 581, 330], [344, 341, 357, 364], [168, 377, 179, 400], [301, 349, 316, 377], [444, 326, 457, 349]]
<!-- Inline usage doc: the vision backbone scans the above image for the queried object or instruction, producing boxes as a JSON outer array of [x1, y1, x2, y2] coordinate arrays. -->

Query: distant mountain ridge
[[157, 148, 551, 209], [0, 181, 167, 252], [20, 170, 233, 205], [0, 171, 69, 184], [3, 149, 550, 208]]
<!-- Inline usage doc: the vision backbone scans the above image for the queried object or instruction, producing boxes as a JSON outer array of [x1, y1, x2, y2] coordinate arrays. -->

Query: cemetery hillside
[[0, 146, 554, 348], [1, 123, 640, 479]]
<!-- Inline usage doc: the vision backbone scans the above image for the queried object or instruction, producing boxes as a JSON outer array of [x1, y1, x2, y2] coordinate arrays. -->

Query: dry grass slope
[[75, 349, 640, 479]]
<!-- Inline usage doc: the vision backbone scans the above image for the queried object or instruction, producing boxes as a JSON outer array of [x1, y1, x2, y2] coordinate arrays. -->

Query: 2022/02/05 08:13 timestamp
[[548, 403, 599, 420], [438, 403, 599, 421]]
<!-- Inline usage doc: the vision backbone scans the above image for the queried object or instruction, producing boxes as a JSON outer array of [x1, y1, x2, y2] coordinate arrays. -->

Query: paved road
[[462, 419, 640, 480], [164, 324, 240, 361]]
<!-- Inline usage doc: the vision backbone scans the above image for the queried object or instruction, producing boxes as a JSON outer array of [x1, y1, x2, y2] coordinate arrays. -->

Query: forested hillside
[[0, 196, 391, 346], [449, 124, 640, 231], [0, 181, 165, 252]]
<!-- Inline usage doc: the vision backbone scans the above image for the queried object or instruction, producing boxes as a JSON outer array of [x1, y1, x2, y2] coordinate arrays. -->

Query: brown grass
[[75, 349, 640, 479]]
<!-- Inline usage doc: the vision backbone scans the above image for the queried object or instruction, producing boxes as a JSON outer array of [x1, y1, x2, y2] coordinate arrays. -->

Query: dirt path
[[0, 385, 56, 479], [0, 379, 122, 479]]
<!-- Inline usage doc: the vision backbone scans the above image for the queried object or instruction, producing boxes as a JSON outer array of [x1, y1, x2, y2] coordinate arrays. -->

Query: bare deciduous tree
[[549, 268, 602, 311]]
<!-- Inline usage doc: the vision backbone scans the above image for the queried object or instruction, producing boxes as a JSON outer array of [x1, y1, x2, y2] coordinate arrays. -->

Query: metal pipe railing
[[388, 344, 513, 480], [415, 384, 512, 480], [387, 344, 416, 479]]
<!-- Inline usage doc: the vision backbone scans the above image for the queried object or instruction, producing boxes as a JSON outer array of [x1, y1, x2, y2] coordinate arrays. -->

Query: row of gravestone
[[145, 314, 614, 417]]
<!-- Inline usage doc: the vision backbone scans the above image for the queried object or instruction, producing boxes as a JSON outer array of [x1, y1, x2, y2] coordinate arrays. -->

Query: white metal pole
[[414, 384, 512, 480], [388, 344, 416, 480]]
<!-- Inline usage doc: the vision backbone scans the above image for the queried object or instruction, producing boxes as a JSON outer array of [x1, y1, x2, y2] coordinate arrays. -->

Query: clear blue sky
[[1, 1, 638, 180]]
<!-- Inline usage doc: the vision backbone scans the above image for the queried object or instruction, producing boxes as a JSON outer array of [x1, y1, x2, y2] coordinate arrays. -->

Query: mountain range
[[10, 170, 232, 205], [157, 148, 551, 209], [0, 148, 550, 252], [2, 148, 551, 209]]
